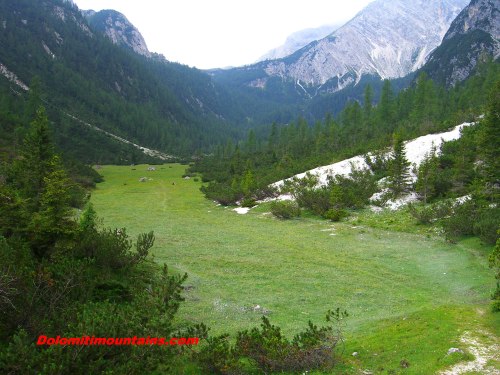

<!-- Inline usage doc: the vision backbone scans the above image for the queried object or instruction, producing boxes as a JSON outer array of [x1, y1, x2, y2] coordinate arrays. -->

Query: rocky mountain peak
[[444, 0, 499, 51], [257, 0, 469, 91], [83, 9, 151, 57], [422, 0, 500, 86]]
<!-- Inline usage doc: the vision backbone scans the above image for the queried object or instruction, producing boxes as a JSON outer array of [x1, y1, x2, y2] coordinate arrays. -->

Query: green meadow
[[91, 164, 499, 374]]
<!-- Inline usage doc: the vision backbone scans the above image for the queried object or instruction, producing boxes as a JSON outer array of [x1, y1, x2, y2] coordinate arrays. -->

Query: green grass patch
[[91, 164, 498, 373]]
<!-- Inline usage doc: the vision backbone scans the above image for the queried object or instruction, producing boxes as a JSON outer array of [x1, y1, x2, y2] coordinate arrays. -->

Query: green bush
[[270, 200, 301, 219], [233, 309, 348, 373], [408, 201, 453, 225], [201, 182, 241, 206], [241, 197, 256, 208], [323, 208, 349, 222], [298, 188, 331, 215], [442, 199, 479, 242], [473, 208, 500, 244], [195, 334, 239, 374]]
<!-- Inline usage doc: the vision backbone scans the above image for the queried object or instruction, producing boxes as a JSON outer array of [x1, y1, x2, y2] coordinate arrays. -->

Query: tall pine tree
[[388, 134, 411, 197]]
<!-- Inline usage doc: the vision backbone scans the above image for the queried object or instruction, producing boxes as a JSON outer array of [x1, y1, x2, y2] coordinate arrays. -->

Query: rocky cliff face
[[83, 9, 151, 57], [258, 24, 340, 62], [444, 0, 499, 42], [422, 0, 499, 86], [232, 0, 468, 94]]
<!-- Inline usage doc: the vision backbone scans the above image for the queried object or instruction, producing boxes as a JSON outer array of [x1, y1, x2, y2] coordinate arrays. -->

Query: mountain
[[258, 24, 340, 62], [214, 0, 468, 97], [0, 0, 244, 162], [421, 0, 500, 86], [83, 9, 151, 58]]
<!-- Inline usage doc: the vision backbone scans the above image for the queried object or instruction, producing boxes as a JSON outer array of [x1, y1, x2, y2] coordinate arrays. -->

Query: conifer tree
[[378, 79, 395, 129], [416, 146, 439, 203], [363, 84, 373, 122], [388, 134, 411, 197], [479, 80, 500, 189], [13, 106, 55, 210], [28, 155, 74, 258]]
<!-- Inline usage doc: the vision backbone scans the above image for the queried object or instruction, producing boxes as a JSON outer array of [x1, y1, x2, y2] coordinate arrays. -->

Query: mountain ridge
[[214, 0, 468, 96], [83, 9, 152, 57], [422, 0, 500, 86]]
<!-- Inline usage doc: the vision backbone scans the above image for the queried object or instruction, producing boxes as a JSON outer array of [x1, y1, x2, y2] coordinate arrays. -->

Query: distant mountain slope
[[258, 24, 340, 62], [215, 0, 468, 96], [422, 0, 500, 86], [83, 9, 151, 57], [0, 0, 241, 160]]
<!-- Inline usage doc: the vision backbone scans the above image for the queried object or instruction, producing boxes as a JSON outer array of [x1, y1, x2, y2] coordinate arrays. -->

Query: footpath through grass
[[91, 164, 498, 374]]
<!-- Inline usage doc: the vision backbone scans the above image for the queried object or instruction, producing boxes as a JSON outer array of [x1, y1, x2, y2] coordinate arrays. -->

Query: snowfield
[[265, 121, 475, 212], [273, 121, 474, 189]]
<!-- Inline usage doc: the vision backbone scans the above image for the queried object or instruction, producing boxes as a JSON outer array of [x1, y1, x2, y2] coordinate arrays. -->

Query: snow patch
[[274, 122, 473, 189], [384, 192, 419, 210], [272, 122, 476, 211], [0, 63, 29, 91], [233, 207, 250, 215]]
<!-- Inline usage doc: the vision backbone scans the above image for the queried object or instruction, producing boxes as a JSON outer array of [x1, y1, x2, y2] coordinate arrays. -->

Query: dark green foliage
[[201, 182, 242, 206], [297, 187, 331, 216], [473, 208, 500, 245], [490, 230, 500, 312], [388, 134, 412, 197], [415, 147, 440, 203], [408, 201, 453, 225], [323, 208, 349, 222], [0, 0, 241, 160], [442, 199, 479, 242], [195, 334, 239, 374], [283, 169, 377, 220], [0, 107, 195, 373], [270, 200, 301, 219], [478, 80, 500, 187], [195, 309, 348, 374], [194, 62, 500, 214], [235, 309, 347, 373], [92, 281, 133, 303], [240, 197, 257, 208], [328, 169, 378, 210]]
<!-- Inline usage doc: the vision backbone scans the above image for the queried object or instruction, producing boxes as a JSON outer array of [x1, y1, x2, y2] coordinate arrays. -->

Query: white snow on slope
[[0, 62, 29, 91], [274, 121, 474, 189]]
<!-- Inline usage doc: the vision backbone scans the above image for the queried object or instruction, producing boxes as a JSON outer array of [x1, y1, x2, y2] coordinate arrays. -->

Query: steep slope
[[422, 0, 500, 86], [258, 24, 340, 62], [83, 9, 151, 57], [0, 0, 240, 160], [214, 0, 468, 96]]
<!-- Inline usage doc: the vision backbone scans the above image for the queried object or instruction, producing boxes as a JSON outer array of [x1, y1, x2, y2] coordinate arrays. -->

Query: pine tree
[[388, 134, 411, 197], [363, 84, 374, 123], [378, 80, 395, 129], [12, 106, 55, 210], [28, 155, 74, 258], [416, 146, 439, 203], [479, 80, 500, 189]]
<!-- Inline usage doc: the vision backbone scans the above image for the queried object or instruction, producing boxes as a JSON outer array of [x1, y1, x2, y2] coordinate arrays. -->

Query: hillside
[[0, 0, 242, 161], [422, 0, 500, 87], [210, 0, 469, 122], [213, 0, 468, 95]]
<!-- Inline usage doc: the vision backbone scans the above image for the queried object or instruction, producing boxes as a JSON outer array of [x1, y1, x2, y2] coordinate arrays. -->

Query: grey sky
[[73, 0, 375, 69]]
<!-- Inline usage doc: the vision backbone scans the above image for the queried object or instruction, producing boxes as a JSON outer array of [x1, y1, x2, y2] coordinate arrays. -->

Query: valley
[[0, 0, 498, 373], [91, 163, 499, 373]]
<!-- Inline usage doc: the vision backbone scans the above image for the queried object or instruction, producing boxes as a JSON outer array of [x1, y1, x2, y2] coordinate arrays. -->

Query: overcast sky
[[72, 0, 375, 69]]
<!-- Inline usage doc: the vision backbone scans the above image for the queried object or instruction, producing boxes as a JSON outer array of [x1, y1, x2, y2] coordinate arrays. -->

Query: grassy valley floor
[[91, 164, 499, 374]]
